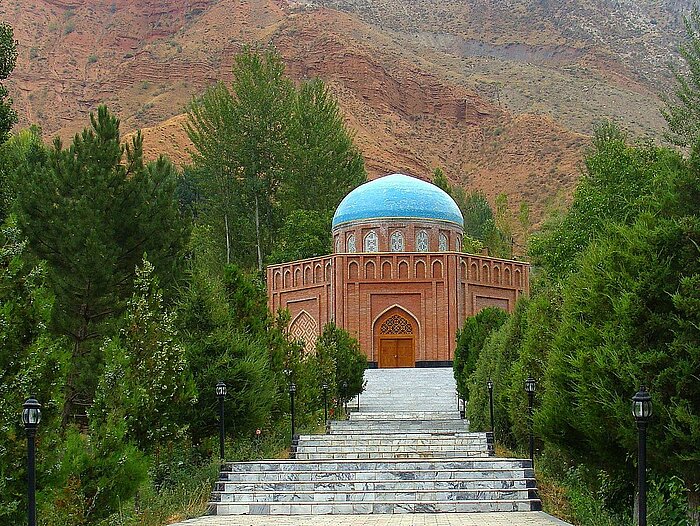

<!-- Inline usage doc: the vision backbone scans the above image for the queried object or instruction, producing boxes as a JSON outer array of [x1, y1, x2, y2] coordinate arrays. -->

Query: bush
[[453, 307, 508, 400], [316, 322, 366, 406]]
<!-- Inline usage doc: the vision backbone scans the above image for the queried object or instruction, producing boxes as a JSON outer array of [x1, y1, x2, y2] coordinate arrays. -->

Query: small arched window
[[416, 230, 429, 252], [390, 231, 404, 252], [439, 233, 449, 251], [347, 234, 356, 253], [334, 238, 340, 253], [364, 231, 378, 252], [456, 236, 462, 252]]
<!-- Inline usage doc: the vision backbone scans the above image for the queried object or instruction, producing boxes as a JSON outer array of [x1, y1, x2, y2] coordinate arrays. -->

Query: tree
[[0, 217, 68, 523], [316, 322, 367, 406], [269, 210, 332, 264], [91, 257, 196, 451], [0, 22, 17, 144], [186, 45, 293, 271], [529, 121, 660, 277], [13, 106, 188, 425], [283, 78, 366, 214], [663, 7, 700, 146], [0, 126, 42, 222], [453, 307, 509, 400], [186, 46, 366, 271]]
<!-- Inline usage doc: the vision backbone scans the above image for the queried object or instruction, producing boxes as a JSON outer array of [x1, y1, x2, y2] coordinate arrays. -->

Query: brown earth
[[1, 0, 689, 224]]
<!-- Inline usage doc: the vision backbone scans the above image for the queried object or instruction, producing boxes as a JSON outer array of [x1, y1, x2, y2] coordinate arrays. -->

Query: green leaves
[[186, 45, 365, 271]]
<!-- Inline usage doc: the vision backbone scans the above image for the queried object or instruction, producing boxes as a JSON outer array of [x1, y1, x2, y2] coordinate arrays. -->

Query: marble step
[[221, 458, 532, 474], [217, 478, 532, 491], [297, 433, 485, 445], [211, 499, 540, 515], [215, 487, 533, 503], [329, 420, 469, 434], [349, 411, 461, 420]]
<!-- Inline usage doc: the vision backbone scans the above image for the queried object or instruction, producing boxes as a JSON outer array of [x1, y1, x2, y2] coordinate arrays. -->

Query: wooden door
[[379, 337, 415, 368]]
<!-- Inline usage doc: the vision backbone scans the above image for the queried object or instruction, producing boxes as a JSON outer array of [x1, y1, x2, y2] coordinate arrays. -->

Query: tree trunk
[[689, 486, 700, 526], [224, 212, 231, 265], [254, 194, 262, 272]]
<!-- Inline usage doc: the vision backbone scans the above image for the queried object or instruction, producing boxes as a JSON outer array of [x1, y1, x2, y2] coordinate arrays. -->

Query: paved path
[[171, 512, 571, 525]]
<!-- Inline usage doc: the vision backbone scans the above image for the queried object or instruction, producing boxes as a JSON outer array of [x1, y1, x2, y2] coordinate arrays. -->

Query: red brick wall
[[267, 252, 529, 366]]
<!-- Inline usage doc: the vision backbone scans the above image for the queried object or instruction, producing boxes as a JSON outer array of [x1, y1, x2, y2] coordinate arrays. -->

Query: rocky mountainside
[[1, 0, 692, 223]]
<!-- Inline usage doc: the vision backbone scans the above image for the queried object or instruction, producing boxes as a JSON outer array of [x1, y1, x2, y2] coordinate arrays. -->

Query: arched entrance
[[374, 307, 417, 368]]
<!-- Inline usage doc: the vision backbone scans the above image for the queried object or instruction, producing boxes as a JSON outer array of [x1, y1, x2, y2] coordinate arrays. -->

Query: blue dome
[[332, 174, 464, 229]]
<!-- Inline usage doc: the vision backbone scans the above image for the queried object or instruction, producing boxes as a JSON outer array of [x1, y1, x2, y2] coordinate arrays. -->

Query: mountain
[[1, 0, 692, 223]]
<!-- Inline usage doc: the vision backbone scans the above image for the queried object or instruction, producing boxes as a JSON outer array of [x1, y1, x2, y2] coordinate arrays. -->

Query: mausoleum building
[[267, 173, 529, 368]]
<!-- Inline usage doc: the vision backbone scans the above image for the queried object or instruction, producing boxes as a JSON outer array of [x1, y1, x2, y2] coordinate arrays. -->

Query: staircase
[[209, 367, 541, 515]]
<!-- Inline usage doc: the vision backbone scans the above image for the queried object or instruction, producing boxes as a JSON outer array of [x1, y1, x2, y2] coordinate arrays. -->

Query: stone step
[[329, 420, 469, 434], [294, 451, 488, 460], [349, 411, 461, 420], [217, 479, 532, 491], [215, 487, 533, 503], [221, 458, 532, 474], [297, 434, 485, 446], [221, 467, 531, 482], [211, 499, 540, 515]]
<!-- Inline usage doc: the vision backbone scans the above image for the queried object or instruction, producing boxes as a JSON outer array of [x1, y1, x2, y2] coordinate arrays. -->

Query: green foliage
[[40, 425, 147, 525], [431, 169, 513, 257], [466, 299, 530, 447], [186, 45, 365, 271], [13, 106, 188, 424], [316, 322, 367, 405], [529, 122, 662, 277], [91, 257, 196, 451], [0, 126, 43, 221], [0, 217, 68, 523], [0, 22, 17, 144], [283, 77, 366, 214], [453, 307, 508, 400], [269, 209, 332, 263], [186, 45, 293, 271], [663, 7, 700, 146]]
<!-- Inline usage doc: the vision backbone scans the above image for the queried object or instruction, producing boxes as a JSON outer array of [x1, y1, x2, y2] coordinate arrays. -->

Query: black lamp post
[[322, 383, 328, 428], [525, 376, 536, 462], [632, 386, 652, 526], [215, 381, 227, 461], [289, 382, 297, 442], [342, 381, 348, 416], [22, 397, 41, 526], [487, 379, 495, 433]]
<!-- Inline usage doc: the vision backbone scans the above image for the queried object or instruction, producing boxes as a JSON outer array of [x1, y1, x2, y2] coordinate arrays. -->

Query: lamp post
[[342, 381, 348, 416], [487, 379, 495, 433], [289, 382, 297, 443], [632, 386, 652, 526], [322, 383, 328, 428], [22, 397, 41, 526], [215, 381, 227, 461], [525, 376, 536, 462]]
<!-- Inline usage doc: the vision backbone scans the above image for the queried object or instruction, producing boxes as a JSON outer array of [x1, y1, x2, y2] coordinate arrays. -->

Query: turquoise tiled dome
[[332, 174, 464, 229]]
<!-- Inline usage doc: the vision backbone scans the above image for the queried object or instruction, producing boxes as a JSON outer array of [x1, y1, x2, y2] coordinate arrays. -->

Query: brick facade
[[267, 250, 529, 367]]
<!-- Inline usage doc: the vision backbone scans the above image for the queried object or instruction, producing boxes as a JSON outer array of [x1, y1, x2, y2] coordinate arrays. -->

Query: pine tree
[[13, 106, 188, 425]]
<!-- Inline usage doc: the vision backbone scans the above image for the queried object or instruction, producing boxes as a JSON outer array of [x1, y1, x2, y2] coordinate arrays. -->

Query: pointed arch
[[372, 305, 419, 368], [398, 260, 409, 279], [415, 259, 426, 279], [365, 260, 376, 280]]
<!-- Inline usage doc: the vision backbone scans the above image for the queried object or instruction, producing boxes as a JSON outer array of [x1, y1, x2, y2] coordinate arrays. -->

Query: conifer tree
[[13, 106, 188, 425]]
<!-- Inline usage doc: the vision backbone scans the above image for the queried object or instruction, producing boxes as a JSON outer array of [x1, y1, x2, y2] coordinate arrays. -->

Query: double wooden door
[[379, 337, 415, 368]]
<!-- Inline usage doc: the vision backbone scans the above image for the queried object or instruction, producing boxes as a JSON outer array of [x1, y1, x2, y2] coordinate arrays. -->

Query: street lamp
[[487, 379, 495, 433], [632, 386, 652, 526], [525, 376, 536, 462], [289, 382, 297, 443], [342, 381, 348, 416], [22, 397, 41, 526], [322, 383, 328, 429], [215, 381, 227, 461]]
